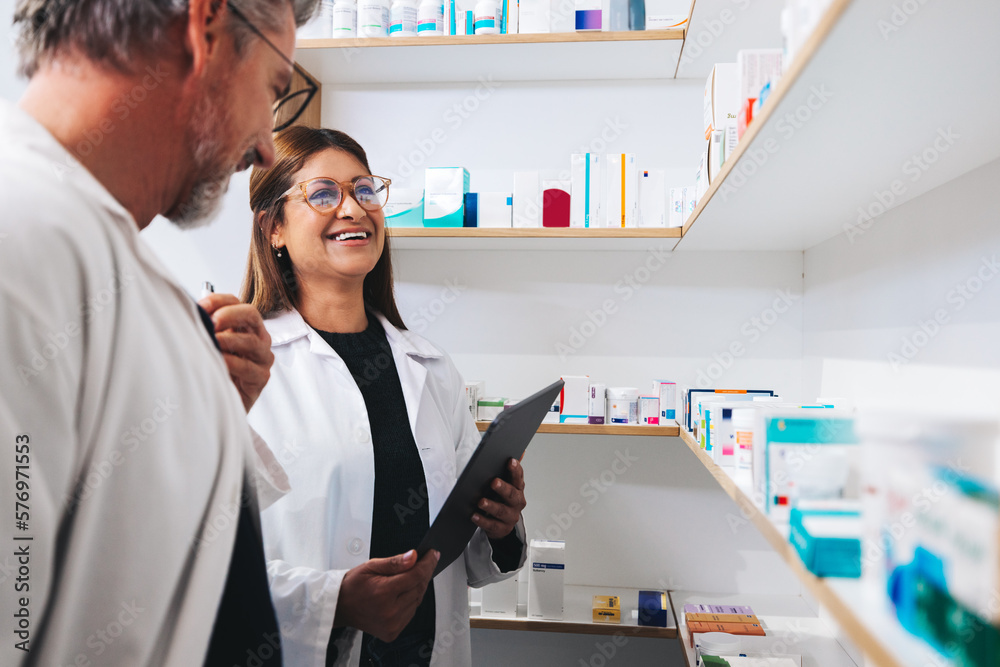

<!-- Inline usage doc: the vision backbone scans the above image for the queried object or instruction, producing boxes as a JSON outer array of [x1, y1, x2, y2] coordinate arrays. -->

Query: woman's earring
[[272, 244, 283, 258]]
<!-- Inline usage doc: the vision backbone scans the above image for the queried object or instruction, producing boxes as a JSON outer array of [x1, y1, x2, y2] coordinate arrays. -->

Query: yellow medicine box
[[592, 595, 621, 624]]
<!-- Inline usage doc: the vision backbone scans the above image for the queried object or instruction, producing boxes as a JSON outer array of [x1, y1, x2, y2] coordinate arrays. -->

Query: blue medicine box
[[789, 508, 862, 578], [637, 590, 668, 627]]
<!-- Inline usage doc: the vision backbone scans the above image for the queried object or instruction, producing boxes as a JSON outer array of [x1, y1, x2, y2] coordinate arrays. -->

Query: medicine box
[[639, 169, 666, 227], [669, 188, 684, 228], [481, 575, 518, 617], [592, 595, 620, 624], [542, 395, 560, 424], [760, 413, 860, 522], [383, 188, 425, 227], [541, 180, 571, 228], [465, 192, 512, 228], [528, 540, 565, 620], [737, 48, 783, 107], [638, 590, 668, 627], [512, 171, 541, 228], [424, 167, 470, 227], [570, 153, 602, 228], [789, 508, 862, 578], [477, 397, 507, 422], [464, 381, 485, 420], [559, 375, 590, 424], [703, 62, 738, 141], [605, 153, 638, 228], [684, 389, 775, 433], [653, 381, 676, 421]]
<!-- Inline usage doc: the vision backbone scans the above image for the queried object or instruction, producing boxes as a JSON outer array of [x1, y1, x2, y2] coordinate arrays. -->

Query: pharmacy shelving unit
[[286, 0, 1000, 663], [675, 0, 1000, 251], [677, 428, 933, 667], [470, 584, 677, 639], [475, 420, 681, 436]]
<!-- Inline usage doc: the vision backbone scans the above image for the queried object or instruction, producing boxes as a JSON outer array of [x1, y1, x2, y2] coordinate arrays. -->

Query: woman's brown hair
[[241, 126, 405, 329]]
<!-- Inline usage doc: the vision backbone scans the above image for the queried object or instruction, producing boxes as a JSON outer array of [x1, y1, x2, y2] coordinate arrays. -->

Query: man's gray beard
[[166, 95, 242, 230]]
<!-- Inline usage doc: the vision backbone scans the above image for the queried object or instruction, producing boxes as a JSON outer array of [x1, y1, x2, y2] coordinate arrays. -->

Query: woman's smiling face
[[271, 147, 386, 288]]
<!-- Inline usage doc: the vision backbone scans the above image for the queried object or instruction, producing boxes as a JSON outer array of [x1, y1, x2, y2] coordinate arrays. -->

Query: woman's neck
[[296, 278, 368, 333]]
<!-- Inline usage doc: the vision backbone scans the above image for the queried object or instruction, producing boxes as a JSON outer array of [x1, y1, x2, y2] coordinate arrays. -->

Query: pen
[[200, 281, 215, 299]]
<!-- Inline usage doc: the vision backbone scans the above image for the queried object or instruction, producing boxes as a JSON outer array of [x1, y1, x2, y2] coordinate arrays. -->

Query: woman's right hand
[[333, 549, 440, 642]]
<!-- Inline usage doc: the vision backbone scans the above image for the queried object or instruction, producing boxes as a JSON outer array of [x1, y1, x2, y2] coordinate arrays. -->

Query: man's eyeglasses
[[228, 2, 319, 132], [282, 176, 392, 214]]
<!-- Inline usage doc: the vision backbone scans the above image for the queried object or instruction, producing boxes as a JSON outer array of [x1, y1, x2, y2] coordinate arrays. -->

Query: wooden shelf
[[471, 584, 677, 639], [387, 227, 683, 250], [476, 421, 680, 436], [677, 427, 937, 667], [675, 0, 1000, 251], [298, 30, 684, 50], [470, 616, 676, 639], [294, 31, 684, 83], [389, 227, 682, 238]]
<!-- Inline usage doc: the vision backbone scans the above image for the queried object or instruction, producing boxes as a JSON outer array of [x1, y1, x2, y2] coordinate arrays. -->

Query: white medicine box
[[527, 539, 565, 620]]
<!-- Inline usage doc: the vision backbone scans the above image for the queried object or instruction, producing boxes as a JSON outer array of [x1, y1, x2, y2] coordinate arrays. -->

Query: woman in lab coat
[[242, 126, 527, 667]]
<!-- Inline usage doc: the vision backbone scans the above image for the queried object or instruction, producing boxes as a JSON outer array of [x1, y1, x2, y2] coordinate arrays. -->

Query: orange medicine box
[[592, 595, 621, 624], [685, 612, 760, 625], [687, 620, 765, 648]]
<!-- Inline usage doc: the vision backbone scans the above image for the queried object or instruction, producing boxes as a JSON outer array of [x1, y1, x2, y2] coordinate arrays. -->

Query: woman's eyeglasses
[[281, 176, 392, 214]]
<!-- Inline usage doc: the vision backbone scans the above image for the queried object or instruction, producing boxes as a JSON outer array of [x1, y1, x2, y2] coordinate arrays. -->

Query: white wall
[[1, 0, 27, 102], [803, 157, 1000, 414]]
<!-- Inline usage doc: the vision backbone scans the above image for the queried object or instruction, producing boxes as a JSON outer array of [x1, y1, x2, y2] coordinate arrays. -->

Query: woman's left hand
[[472, 458, 526, 540]]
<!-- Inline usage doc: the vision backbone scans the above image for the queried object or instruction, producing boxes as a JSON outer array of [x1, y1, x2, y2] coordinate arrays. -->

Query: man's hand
[[198, 293, 274, 413], [334, 550, 439, 642], [472, 458, 526, 540]]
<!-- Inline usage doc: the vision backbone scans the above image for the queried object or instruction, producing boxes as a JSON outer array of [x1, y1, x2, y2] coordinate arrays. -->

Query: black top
[[316, 313, 435, 666], [198, 305, 282, 667]]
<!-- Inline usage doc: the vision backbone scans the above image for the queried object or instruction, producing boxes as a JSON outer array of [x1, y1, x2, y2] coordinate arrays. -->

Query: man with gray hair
[[0, 0, 318, 664]]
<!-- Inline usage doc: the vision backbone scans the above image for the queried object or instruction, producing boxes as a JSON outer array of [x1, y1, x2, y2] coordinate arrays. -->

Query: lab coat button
[[357, 428, 370, 444], [348, 538, 364, 555]]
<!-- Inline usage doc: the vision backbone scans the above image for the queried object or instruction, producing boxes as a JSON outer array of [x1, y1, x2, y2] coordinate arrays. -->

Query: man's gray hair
[[14, 0, 321, 77]]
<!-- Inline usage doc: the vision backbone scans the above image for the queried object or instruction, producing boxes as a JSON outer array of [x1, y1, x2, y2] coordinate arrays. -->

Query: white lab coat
[[248, 308, 526, 667], [0, 101, 287, 665]]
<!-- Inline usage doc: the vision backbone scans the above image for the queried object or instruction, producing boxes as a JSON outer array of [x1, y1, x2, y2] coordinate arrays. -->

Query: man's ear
[[185, 0, 227, 78]]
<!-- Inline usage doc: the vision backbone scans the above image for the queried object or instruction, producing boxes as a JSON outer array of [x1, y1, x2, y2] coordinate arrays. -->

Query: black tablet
[[417, 379, 564, 577]]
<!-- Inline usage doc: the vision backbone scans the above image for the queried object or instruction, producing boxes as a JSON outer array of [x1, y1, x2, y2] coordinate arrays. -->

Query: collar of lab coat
[[266, 307, 444, 360], [0, 101, 210, 332]]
